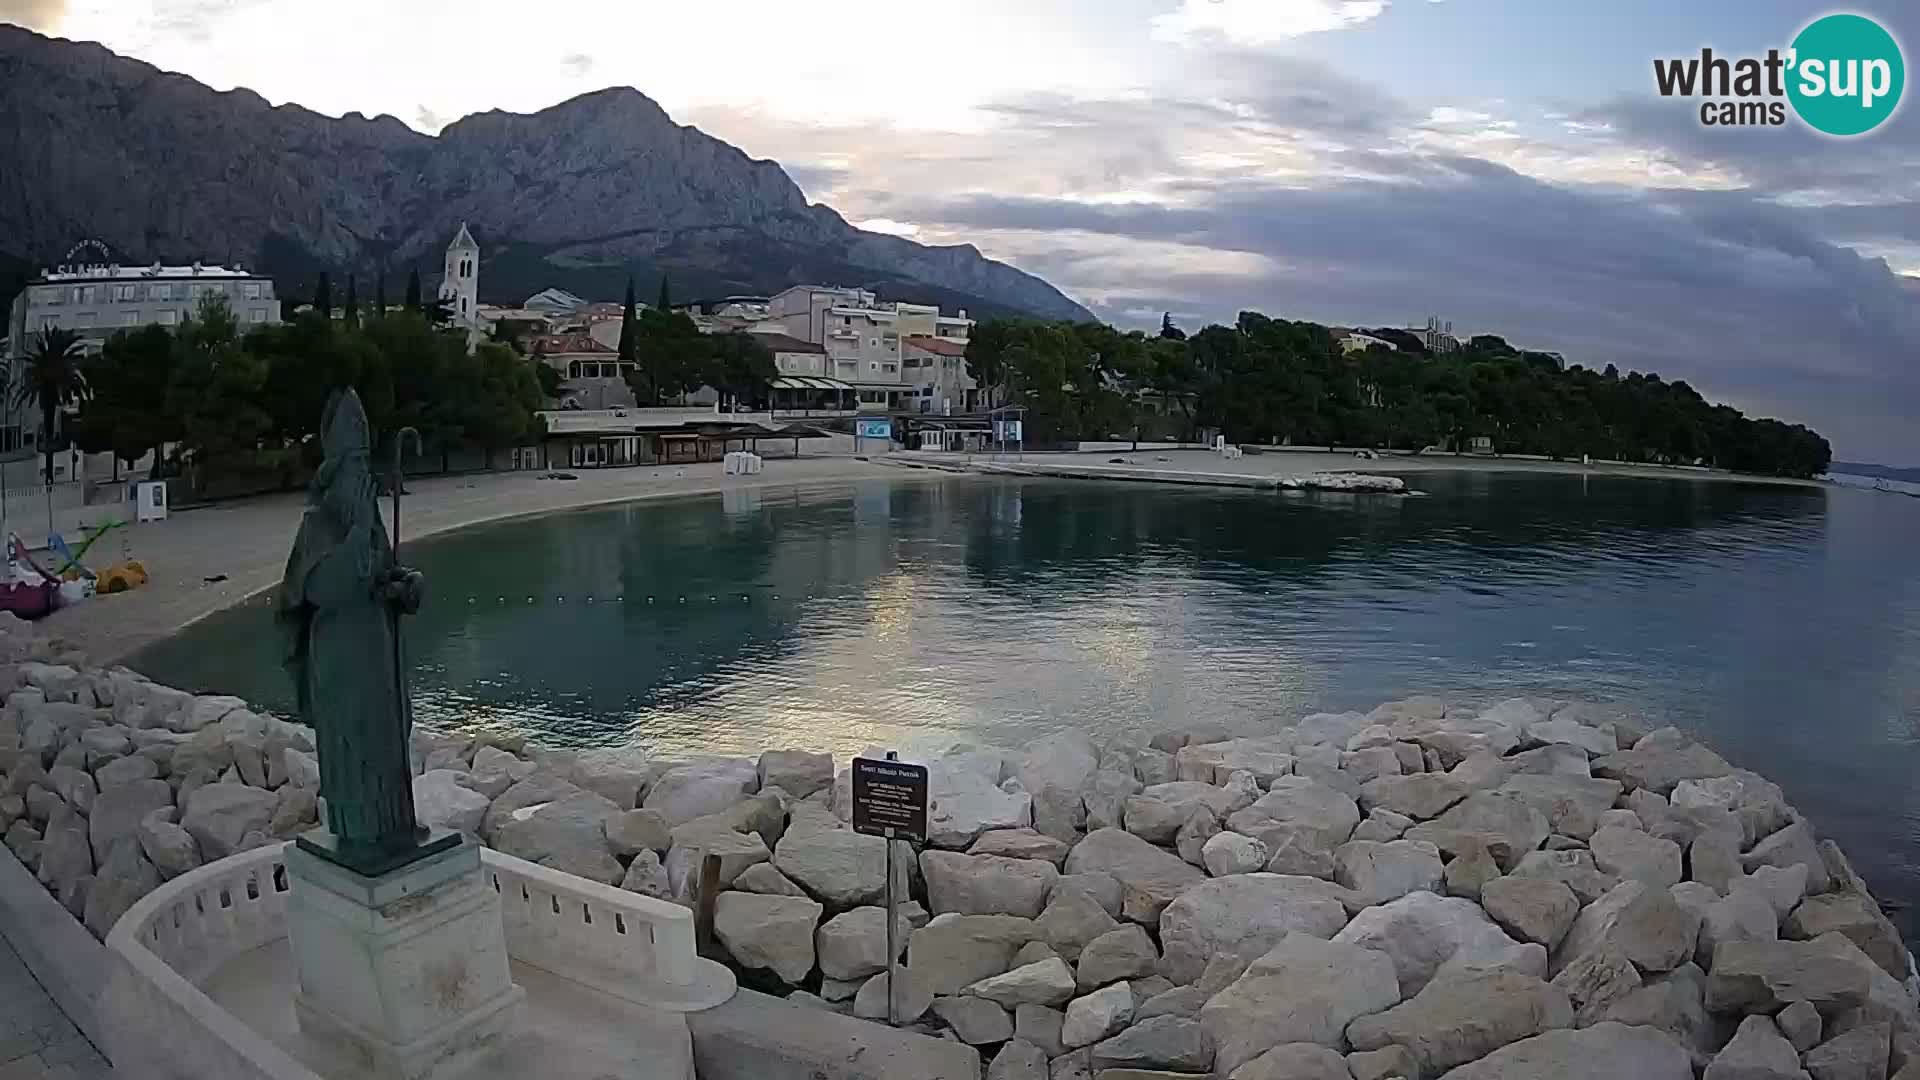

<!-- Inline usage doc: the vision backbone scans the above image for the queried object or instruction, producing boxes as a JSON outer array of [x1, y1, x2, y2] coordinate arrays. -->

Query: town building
[[5, 257, 281, 454], [1414, 316, 1462, 354], [529, 332, 636, 411], [523, 287, 589, 314], [439, 222, 481, 330], [764, 284, 975, 413], [1337, 331, 1397, 354]]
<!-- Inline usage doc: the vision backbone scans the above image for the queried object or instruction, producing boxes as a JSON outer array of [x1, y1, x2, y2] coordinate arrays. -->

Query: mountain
[[1831, 461, 1920, 483], [0, 25, 1091, 321]]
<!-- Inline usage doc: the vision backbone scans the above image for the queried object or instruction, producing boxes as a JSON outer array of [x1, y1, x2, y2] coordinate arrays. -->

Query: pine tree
[[405, 268, 422, 312], [315, 272, 333, 318], [375, 273, 388, 319], [344, 274, 360, 329], [655, 272, 671, 313], [618, 276, 638, 367]]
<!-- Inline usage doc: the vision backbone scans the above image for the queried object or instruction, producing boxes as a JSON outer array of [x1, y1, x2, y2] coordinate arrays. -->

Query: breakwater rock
[[1, 616, 1916, 1078]]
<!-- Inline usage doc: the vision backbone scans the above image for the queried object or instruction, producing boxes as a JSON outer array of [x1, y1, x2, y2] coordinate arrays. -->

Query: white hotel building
[[764, 285, 976, 413], [4, 261, 281, 452]]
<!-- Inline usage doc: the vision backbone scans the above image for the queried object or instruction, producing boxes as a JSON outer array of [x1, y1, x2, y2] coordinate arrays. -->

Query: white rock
[[713, 891, 821, 984], [603, 808, 671, 857], [492, 790, 626, 885], [906, 913, 1038, 995], [87, 779, 174, 866], [815, 906, 910, 981], [664, 820, 772, 892], [1525, 717, 1617, 757], [965, 958, 1077, 1008], [1590, 825, 1683, 888], [180, 783, 277, 861], [618, 850, 673, 900], [643, 758, 758, 825], [136, 811, 199, 880], [1439, 1022, 1694, 1080], [922, 850, 1059, 917], [757, 749, 834, 799], [412, 770, 489, 835], [1034, 888, 1119, 962], [1157, 873, 1352, 985], [1199, 933, 1401, 1074], [774, 825, 904, 908], [1333, 839, 1444, 904], [1062, 828, 1205, 924], [1703, 1014, 1806, 1080], [1075, 923, 1158, 990], [1226, 776, 1359, 853], [853, 970, 933, 1023], [282, 748, 319, 790], [1200, 831, 1268, 877], [924, 752, 1031, 848], [1347, 968, 1575, 1077], [1060, 983, 1133, 1049], [1556, 880, 1702, 977], [1331, 889, 1530, 997]]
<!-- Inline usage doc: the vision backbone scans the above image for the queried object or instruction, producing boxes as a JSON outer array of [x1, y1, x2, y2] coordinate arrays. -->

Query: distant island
[[1830, 461, 1920, 483], [966, 314, 1832, 480]]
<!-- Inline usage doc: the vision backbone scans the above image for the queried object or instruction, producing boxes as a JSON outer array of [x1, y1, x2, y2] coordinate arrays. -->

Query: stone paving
[[0, 936, 106, 1080]]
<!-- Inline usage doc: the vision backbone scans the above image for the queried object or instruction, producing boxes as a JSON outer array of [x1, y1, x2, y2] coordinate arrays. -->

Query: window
[[36, 287, 62, 306], [249, 308, 268, 323], [74, 312, 94, 327], [461, 298, 469, 313], [883, 363, 897, 374], [40, 315, 58, 330], [121, 311, 140, 326], [75, 286, 95, 304], [113, 284, 137, 302], [569, 361, 582, 378], [157, 310, 178, 325], [243, 283, 262, 300], [149, 284, 170, 301]]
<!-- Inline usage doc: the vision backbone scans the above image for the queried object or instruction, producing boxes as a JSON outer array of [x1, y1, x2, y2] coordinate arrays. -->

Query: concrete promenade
[[0, 935, 106, 1080]]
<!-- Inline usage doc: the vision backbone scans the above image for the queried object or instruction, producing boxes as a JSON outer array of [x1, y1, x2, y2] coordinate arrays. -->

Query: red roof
[[903, 335, 967, 357], [529, 333, 614, 355]]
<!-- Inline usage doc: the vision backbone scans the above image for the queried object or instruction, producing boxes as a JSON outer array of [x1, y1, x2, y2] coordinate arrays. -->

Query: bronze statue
[[278, 389, 455, 876]]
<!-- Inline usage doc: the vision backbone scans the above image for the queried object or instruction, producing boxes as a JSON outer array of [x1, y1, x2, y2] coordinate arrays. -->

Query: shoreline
[[47, 447, 1830, 667]]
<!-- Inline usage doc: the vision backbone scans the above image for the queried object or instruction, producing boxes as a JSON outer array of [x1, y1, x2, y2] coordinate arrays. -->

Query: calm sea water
[[132, 472, 1920, 925]]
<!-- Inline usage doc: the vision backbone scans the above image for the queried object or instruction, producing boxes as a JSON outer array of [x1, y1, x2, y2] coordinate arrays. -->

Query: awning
[[770, 376, 854, 391]]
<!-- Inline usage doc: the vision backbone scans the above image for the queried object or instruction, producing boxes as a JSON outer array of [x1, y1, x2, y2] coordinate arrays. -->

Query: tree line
[[964, 312, 1832, 478], [603, 275, 778, 412], [39, 292, 546, 494]]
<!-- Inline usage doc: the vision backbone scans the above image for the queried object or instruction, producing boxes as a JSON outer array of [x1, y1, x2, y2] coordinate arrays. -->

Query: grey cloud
[[561, 52, 593, 76]]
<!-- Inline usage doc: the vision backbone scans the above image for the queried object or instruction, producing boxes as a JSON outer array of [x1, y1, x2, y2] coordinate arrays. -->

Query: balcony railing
[[104, 842, 735, 1080]]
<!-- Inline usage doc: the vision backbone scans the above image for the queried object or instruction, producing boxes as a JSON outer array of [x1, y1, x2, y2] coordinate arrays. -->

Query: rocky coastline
[[1, 612, 1917, 1079]]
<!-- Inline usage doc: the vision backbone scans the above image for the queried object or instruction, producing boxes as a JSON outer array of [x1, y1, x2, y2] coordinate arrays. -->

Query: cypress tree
[[618, 276, 638, 366], [315, 271, 333, 317], [344, 274, 359, 329], [405, 268, 422, 311], [655, 272, 670, 313], [375, 272, 388, 319]]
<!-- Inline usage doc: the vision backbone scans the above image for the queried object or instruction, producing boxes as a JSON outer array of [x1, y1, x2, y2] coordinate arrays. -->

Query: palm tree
[[15, 328, 91, 483]]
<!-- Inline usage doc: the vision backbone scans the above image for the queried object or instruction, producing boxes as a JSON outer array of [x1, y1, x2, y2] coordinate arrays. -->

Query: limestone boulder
[[1347, 969, 1574, 1076], [1227, 777, 1360, 854], [1589, 825, 1683, 888], [758, 749, 833, 799], [93, 754, 156, 790], [665, 820, 772, 893], [1201, 831, 1269, 878], [1199, 933, 1400, 1074], [1592, 742, 1733, 795], [965, 958, 1078, 1008], [603, 808, 671, 858], [1444, 837, 1502, 900], [1081, 767, 1141, 833], [852, 970, 933, 1024], [1551, 942, 1644, 1024], [1404, 792, 1550, 871], [1230, 1043, 1350, 1080], [1496, 774, 1623, 841], [643, 758, 759, 826], [1352, 808, 1414, 843], [1013, 1003, 1065, 1056], [1697, 886, 1780, 968], [412, 769, 489, 835], [1482, 876, 1580, 949], [1330, 890, 1529, 997], [1556, 880, 1701, 977], [83, 836, 161, 937], [180, 783, 277, 861], [924, 751, 1031, 849], [1703, 1014, 1808, 1080], [1525, 717, 1617, 757], [1035, 888, 1119, 962], [136, 811, 200, 880], [815, 905, 910, 981], [282, 748, 320, 791], [482, 771, 589, 839], [1332, 839, 1444, 905], [714, 891, 821, 984], [268, 785, 318, 837], [907, 913, 1039, 995], [773, 822, 903, 908], [1060, 982, 1133, 1049], [1704, 938, 1873, 1015], [931, 996, 1012, 1045], [1175, 735, 1295, 786], [1347, 1045, 1420, 1080], [1062, 829, 1206, 924], [1511, 848, 1618, 905], [1742, 822, 1833, 897], [568, 747, 656, 809], [1779, 1001, 1825, 1053], [492, 789, 627, 885], [1157, 873, 1352, 984], [971, 828, 1072, 866], [1173, 805, 1220, 867], [1121, 796, 1183, 844], [1601, 963, 1717, 1067], [618, 850, 673, 900], [1786, 893, 1909, 981], [1088, 1015, 1215, 1073], [87, 778, 175, 865], [1076, 924, 1158, 991], [1439, 1022, 1694, 1080], [922, 850, 1059, 918], [1804, 1023, 1890, 1080], [36, 805, 91, 900], [1357, 773, 1470, 821]]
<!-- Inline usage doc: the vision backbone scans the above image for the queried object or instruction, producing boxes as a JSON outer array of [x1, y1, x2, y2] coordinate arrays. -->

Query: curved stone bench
[[103, 842, 735, 1079]]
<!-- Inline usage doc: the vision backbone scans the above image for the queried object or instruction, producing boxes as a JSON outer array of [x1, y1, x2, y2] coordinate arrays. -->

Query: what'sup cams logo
[[1654, 12, 1904, 136]]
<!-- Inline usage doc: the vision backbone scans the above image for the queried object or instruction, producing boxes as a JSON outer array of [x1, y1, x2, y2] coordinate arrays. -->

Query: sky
[[4, 0, 1919, 464]]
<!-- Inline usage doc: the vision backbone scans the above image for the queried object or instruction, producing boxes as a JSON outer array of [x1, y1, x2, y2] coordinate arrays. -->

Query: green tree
[[1159, 313, 1186, 341], [344, 274, 360, 329], [74, 325, 178, 478], [655, 272, 671, 313], [15, 328, 91, 482], [168, 296, 271, 483], [374, 272, 388, 319], [315, 272, 333, 318], [622, 308, 707, 405], [404, 268, 422, 312], [702, 332, 775, 412], [618, 276, 638, 368]]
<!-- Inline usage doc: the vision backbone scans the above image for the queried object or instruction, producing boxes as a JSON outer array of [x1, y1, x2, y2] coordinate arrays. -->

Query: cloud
[[561, 51, 593, 76], [414, 105, 448, 132], [1152, 0, 1389, 44], [0, 0, 64, 30]]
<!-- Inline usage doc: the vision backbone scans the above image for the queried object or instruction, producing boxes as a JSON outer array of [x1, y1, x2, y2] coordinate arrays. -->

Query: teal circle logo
[[1787, 13, 1904, 136]]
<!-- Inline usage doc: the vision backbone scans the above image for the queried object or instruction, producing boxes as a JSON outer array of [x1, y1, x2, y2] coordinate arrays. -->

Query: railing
[[104, 843, 735, 1080]]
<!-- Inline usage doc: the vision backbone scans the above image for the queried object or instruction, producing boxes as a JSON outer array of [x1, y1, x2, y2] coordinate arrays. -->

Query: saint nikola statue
[[277, 388, 453, 875]]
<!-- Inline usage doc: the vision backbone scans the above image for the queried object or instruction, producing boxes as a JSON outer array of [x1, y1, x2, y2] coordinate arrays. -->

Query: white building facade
[[440, 222, 481, 330], [765, 285, 974, 412]]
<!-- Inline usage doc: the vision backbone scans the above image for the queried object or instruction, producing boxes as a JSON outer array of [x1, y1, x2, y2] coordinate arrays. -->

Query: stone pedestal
[[286, 832, 524, 1079]]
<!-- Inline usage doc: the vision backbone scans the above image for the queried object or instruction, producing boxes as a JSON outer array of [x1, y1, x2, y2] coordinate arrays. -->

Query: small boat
[[0, 579, 59, 619]]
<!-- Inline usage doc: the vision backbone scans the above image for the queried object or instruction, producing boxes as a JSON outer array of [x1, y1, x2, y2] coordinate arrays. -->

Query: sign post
[[851, 752, 928, 1026]]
